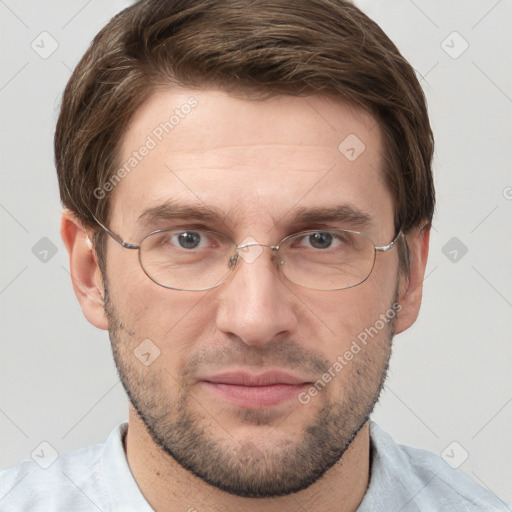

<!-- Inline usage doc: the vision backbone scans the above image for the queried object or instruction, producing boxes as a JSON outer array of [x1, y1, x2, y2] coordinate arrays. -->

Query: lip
[[199, 371, 312, 408], [202, 371, 309, 386]]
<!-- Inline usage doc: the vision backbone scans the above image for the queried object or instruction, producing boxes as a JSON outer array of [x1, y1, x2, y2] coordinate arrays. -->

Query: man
[[0, 0, 508, 510]]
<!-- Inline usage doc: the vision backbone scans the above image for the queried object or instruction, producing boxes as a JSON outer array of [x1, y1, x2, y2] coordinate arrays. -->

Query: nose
[[215, 245, 299, 347]]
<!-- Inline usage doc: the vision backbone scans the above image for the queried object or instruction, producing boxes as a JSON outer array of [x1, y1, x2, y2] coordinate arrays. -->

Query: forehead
[[111, 87, 393, 237]]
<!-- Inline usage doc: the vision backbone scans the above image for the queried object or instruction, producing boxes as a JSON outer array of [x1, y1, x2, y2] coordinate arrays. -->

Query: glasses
[[93, 219, 402, 291]]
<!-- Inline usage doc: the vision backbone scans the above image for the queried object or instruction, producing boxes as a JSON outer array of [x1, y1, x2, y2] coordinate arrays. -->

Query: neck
[[125, 406, 371, 512]]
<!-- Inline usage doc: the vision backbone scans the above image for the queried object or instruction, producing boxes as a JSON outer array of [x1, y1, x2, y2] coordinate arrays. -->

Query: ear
[[60, 210, 108, 330], [394, 224, 430, 334]]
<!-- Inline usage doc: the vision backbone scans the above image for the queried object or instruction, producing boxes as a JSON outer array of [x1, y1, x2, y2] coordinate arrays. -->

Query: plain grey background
[[1, 0, 511, 504]]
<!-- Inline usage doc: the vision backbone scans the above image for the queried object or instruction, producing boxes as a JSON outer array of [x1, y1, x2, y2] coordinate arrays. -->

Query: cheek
[[300, 271, 398, 357], [113, 272, 217, 356]]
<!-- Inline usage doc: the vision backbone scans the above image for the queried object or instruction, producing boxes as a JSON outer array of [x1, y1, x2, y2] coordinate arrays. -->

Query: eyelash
[[146, 219, 360, 242]]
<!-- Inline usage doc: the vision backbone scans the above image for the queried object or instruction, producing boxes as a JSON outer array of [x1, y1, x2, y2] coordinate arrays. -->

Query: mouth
[[199, 371, 313, 408]]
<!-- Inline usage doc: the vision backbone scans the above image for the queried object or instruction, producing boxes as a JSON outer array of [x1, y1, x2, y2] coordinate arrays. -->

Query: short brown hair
[[55, 0, 434, 272]]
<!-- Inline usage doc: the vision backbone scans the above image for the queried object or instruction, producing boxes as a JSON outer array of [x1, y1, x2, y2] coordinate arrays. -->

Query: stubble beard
[[104, 283, 396, 498]]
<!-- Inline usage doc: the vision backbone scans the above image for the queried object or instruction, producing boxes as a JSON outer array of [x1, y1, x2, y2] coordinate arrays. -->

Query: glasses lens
[[139, 228, 376, 291], [139, 229, 235, 291], [278, 230, 376, 290]]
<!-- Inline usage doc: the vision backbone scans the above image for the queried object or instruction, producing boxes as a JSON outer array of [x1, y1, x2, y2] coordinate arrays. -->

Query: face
[[101, 88, 401, 497]]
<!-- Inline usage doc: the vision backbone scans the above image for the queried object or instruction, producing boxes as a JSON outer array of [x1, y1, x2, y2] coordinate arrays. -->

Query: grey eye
[[308, 232, 333, 249], [177, 231, 202, 249]]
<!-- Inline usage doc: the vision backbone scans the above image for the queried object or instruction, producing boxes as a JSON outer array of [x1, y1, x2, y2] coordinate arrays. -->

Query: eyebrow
[[137, 199, 373, 231], [137, 200, 229, 228], [290, 205, 373, 229]]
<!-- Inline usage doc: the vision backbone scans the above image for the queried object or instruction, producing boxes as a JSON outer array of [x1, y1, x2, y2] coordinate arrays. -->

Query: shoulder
[[0, 424, 125, 512], [362, 422, 511, 512]]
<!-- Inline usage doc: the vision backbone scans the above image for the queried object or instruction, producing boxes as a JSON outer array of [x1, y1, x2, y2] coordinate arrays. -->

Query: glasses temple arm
[[375, 230, 403, 252], [91, 213, 140, 250]]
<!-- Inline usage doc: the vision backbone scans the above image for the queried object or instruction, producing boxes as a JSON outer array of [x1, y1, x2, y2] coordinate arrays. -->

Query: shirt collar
[[356, 421, 423, 511], [100, 422, 154, 511]]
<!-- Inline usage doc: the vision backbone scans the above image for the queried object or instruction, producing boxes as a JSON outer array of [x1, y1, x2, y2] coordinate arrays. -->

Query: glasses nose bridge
[[230, 240, 282, 268], [236, 240, 280, 252]]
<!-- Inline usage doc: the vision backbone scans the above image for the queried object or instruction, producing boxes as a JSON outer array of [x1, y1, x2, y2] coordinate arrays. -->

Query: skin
[[61, 88, 430, 512]]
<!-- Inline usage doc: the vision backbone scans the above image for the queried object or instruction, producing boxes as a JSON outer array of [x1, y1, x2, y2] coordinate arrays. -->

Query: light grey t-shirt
[[0, 421, 509, 511]]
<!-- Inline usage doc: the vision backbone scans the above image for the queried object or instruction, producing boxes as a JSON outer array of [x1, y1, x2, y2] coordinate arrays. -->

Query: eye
[[172, 231, 206, 249], [300, 231, 339, 250]]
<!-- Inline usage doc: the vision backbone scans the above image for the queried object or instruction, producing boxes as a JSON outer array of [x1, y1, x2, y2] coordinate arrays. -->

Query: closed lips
[[202, 371, 310, 386]]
